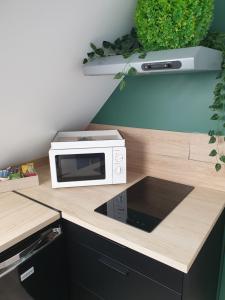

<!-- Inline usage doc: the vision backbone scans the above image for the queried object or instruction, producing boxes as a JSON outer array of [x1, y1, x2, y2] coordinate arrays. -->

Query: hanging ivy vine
[[201, 33, 225, 171], [83, 28, 147, 90]]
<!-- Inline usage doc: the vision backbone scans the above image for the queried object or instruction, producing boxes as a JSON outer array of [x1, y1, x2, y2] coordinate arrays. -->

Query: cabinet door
[[64, 220, 183, 294], [68, 242, 181, 300]]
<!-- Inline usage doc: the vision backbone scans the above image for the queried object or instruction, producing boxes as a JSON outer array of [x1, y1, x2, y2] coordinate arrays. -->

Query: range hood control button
[[141, 60, 182, 71]]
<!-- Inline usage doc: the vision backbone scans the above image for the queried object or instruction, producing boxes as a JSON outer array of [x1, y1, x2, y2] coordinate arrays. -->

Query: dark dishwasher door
[[0, 222, 68, 300]]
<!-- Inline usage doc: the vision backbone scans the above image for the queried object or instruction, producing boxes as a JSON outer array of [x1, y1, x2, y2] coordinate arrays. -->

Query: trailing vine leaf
[[128, 67, 138, 76], [114, 72, 124, 80], [87, 52, 95, 59], [95, 48, 105, 57], [208, 130, 215, 136], [83, 28, 145, 71], [119, 79, 126, 91], [203, 32, 225, 171], [209, 149, 217, 157], [209, 136, 216, 144], [220, 155, 225, 163], [123, 52, 133, 59], [215, 163, 222, 172], [139, 52, 147, 59], [90, 43, 97, 51], [102, 41, 112, 49], [83, 58, 88, 64], [210, 113, 220, 120]]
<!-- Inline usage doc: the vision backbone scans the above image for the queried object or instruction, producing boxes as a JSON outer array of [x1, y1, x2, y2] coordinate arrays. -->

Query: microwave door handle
[[0, 227, 62, 279]]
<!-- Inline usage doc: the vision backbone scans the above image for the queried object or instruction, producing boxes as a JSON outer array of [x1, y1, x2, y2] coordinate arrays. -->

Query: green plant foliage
[[83, 28, 143, 90], [83, 28, 144, 65], [135, 0, 214, 51], [201, 32, 225, 171], [215, 163, 222, 172]]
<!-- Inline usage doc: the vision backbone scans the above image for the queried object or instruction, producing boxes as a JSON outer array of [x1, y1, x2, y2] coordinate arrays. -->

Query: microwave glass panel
[[56, 153, 105, 182]]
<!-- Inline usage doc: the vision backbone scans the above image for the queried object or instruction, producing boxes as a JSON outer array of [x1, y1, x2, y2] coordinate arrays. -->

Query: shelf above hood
[[83, 46, 222, 76]]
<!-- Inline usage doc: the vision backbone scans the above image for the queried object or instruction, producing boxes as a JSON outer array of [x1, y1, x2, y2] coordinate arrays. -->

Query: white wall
[[0, 0, 136, 168]]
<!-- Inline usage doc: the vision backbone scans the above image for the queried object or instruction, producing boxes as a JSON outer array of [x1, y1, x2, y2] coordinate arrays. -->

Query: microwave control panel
[[112, 147, 126, 184]]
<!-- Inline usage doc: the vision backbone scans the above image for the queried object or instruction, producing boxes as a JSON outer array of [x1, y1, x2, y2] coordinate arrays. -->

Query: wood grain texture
[[17, 165, 225, 273], [0, 192, 59, 253], [0, 175, 39, 193], [88, 124, 225, 192]]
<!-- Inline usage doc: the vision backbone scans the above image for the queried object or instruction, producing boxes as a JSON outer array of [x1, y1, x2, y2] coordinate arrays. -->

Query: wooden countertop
[[0, 191, 60, 253], [16, 165, 225, 273]]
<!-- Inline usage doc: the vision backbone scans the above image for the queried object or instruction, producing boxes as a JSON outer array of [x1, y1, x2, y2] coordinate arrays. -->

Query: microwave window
[[55, 153, 106, 182]]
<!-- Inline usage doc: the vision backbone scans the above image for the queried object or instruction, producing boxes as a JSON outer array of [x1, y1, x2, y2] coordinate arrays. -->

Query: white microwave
[[49, 130, 126, 188]]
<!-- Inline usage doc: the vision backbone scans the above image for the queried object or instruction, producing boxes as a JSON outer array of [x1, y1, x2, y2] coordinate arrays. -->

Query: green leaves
[[122, 52, 133, 59], [83, 58, 88, 65], [114, 68, 137, 91], [208, 130, 215, 136], [102, 41, 112, 49], [211, 113, 220, 120], [209, 136, 216, 144], [90, 43, 97, 51], [207, 33, 225, 172], [215, 163, 222, 172], [83, 28, 144, 72], [139, 52, 147, 59], [135, 0, 214, 51], [119, 79, 126, 91], [114, 72, 124, 80], [87, 52, 95, 59], [220, 156, 225, 163], [209, 149, 217, 157], [127, 67, 137, 76], [95, 49, 104, 57]]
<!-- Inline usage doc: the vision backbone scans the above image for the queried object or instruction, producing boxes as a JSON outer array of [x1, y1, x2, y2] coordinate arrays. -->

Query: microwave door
[[56, 153, 106, 182], [49, 147, 113, 188]]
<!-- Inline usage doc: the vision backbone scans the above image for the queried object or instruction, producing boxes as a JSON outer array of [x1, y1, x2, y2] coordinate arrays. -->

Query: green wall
[[93, 73, 218, 133], [93, 1, 225, 298]]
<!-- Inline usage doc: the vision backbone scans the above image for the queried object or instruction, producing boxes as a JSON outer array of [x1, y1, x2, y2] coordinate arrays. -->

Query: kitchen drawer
[[64, 220, 183, 293], [68, 242, 181, 300]]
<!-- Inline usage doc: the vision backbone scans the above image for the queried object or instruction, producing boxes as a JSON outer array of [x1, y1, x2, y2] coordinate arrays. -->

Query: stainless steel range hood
[[83, 46, 222, 76]]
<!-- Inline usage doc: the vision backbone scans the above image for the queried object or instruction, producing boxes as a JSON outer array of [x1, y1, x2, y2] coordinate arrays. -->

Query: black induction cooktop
[[95, 177, 194, 233]]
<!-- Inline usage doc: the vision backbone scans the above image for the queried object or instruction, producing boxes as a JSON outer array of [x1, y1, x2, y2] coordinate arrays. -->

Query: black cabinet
[[69, 242, 181, 300], [64, 221, 182, 300], [0, 221, 69, 300], [64, 220, 183, 293], [63, 209, 225, 300]]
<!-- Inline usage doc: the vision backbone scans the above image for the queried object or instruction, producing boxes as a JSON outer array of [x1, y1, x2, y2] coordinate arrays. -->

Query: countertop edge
[[0, 213, 60, 254]]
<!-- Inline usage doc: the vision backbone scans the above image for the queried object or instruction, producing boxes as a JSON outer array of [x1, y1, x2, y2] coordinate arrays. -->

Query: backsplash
[[88, 123, 225, 192]]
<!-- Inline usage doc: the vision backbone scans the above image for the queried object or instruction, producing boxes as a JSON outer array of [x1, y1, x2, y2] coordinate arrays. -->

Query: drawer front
[[68, 242, 181, 300], [64, 220, 183, 293]]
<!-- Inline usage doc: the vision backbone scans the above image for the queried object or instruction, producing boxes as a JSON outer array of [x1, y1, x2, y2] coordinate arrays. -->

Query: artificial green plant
[[201, 33, 225, 171], [135, 0, 214, 51]]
